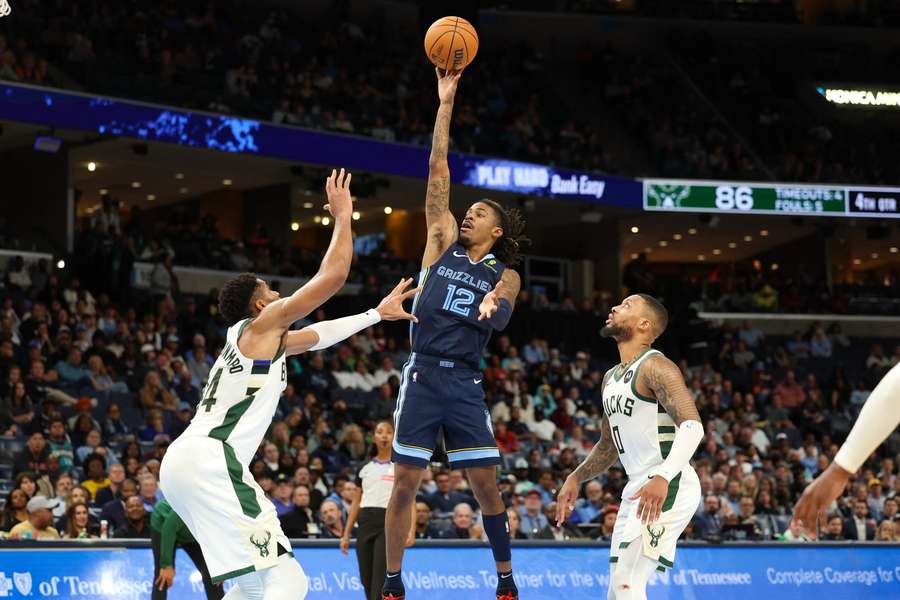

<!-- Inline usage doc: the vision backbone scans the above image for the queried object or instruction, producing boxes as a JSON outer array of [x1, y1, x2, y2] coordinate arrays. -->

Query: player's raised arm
[[422, 69, 461, 269], [256, 169, 354, 330], [283, 278, 420, 356]]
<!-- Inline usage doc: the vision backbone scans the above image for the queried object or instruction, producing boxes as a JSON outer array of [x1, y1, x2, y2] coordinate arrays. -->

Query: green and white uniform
[[603, 348, 700, 572], [160, 318, 290, 584]]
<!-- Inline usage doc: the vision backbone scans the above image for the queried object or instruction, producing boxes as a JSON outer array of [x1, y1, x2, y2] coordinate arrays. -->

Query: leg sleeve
[[608, 539, 658, 600]]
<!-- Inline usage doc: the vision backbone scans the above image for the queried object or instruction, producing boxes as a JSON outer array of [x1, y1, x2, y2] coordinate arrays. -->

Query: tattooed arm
[[638, 354, 703, 482], [422, 69, 461, 269], [637, 354, 701, 425], [571, 415, 619, 483]]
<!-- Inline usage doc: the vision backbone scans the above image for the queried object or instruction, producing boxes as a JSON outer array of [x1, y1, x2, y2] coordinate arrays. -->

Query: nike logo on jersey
[[412, 372, 418, 383], [453, 251, 467, 258], [474, 379, 483, 384]]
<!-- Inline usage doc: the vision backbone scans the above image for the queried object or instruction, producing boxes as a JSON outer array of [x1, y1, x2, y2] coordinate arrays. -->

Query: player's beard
[[458, 231, 474, 247], [600, 323, 631, 340]]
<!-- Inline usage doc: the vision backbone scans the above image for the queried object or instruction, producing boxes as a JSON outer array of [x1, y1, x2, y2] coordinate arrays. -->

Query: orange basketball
[[424, 16, 479, 71]]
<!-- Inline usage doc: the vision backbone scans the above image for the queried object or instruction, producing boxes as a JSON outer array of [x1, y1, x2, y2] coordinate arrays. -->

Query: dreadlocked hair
[[480, 199, 529, 267], [219, 272, 261, 325]]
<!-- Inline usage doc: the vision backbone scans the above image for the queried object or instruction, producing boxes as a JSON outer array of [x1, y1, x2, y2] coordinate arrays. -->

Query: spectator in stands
[[271, 474, 294, 516], [868, 479, 886, 520], [10, 496, 61, 540], [412, 501, 441, 539], [533, 502, 581, 540], [139, 410, 169, 443], [76, 428, 118, 465], [50, 474, 73, 520], [14, 431, 50, 476], [46, 417, 75, 473], [843, 499, 876, 541], [572, 480, 605, 525], [317, 499, 344, 539], [80, 453, 111, 502], [821, 515, 845, 541], [775, 370, 805, 410], [519, 489, 548, 536], [1, 380, 37, 436], [738, 320, 764, 348], [809, 327, 832, 358], [113, 496, 151, 539], [506, 507, 529, 540], [139, 371, 177, 413], [693, 495, 724, 539], [280, 485, 318, 538], [876, 521, 896, 542], [94, 463, 126, 506], [866, 344, 892, 376], [55, 347, 91, 390], [139, 475, 160, 512], [438, 503, 481, 540], [426, 470, 472, 515], [100, 477, 138, 533], [63, 503, 98, 539], [185, 334, 213, 386], [596, 506, 618, 542], [0, 489, 29, 532], [372, 356, 399, 387]]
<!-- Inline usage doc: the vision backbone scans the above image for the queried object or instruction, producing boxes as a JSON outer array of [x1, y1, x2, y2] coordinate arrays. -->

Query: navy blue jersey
[[410, 242, 505, 368]]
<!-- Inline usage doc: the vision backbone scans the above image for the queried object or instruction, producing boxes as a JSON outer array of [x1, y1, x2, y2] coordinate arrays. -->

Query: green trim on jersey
[[211, 564, 255, 584], [609, 556, 619, 564], [209, 395, 255, 441], [250, 363, 270, 375], [618, 540, 631, 549], [222, 442, 262, 518], [661, 472, 681, 512], [236, 318, 252, 341], [612, 347, 653, 382], [658, 425, 676, 434], [658, 556, 674, 568], [629, 349, 659, 404], [656, 566, 666, 573], [660, 441, 673, 458]]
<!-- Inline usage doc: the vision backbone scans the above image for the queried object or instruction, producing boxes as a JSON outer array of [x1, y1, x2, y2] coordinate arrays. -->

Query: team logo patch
[[623, 369, 634, 383], [647, 524, 665, 548], [249, 530, 272, 558]]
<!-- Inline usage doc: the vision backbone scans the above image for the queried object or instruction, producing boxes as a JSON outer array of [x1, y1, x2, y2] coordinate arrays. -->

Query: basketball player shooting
[[381, 69, 527, 600], [160, 169, 420, 600], [792, 361, 900, 538], [557, 295, 705, 600]]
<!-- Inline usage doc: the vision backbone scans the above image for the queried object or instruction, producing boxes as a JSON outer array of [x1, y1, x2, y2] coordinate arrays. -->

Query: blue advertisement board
[[0, 82, 641, 208], [0, 543, 898, 599]]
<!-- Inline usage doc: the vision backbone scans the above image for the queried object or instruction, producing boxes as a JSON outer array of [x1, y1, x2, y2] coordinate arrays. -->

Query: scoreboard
[[644, 179, 900, 218]]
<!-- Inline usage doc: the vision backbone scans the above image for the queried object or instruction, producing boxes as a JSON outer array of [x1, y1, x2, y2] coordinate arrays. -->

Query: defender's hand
[[630, 476, 668, 525], [324, 168, 353, 220], [556, 475, 580, 527], [376, 278, 420, 322], [478, 280, 505, 321], [436, 68, 461, 104], [791, 462, 851, 540]]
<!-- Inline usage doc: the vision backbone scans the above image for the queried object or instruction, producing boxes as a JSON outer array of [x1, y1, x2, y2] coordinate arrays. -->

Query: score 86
[[715, 186, 754, 210]]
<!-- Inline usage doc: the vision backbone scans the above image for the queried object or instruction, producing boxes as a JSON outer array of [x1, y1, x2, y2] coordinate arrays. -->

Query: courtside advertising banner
[[0, 543, 897, 599]]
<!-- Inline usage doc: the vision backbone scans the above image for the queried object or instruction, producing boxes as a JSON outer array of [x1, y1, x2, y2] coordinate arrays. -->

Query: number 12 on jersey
[[442, 284, 475, 317]]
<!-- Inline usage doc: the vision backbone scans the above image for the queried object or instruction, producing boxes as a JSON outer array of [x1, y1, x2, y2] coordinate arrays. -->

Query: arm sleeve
[[834, 363, 900, 473], [652, 420, 704, 483], [486, 298, 513, 331], [158, 512, 182, 568], [307, 310, 381, 351]]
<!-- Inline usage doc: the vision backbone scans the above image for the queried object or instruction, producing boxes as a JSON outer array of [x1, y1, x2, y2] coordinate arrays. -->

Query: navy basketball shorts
[[392, 353, 500, 469]]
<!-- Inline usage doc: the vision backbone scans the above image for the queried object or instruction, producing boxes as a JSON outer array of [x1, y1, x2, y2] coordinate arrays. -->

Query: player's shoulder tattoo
[[639, 353, 700, 425]]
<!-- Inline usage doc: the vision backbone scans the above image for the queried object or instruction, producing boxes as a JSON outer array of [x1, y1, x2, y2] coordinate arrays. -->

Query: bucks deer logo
[[648, 524, 665, 548], [249, 530, 271, 558], [647, 185, 690, 208]]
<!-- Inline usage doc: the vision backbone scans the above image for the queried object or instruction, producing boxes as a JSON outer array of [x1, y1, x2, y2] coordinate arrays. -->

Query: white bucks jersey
[[602, 348, 676, 479], [180, 318, 286, 465]]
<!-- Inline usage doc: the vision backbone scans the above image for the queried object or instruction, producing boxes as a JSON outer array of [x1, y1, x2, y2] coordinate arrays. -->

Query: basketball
[[423, 16, 479, 71]]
